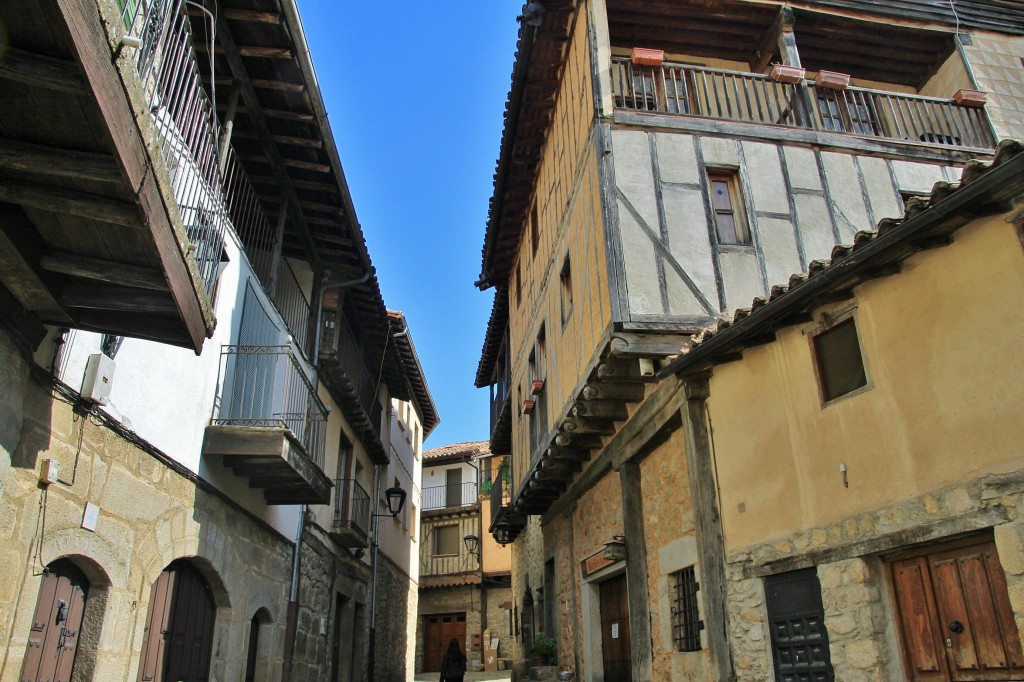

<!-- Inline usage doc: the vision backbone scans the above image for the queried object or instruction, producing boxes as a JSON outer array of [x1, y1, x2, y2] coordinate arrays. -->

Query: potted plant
[[529, 634, 558, 666]]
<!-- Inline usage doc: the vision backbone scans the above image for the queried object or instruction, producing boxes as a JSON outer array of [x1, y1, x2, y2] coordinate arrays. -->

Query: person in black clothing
[[439, 637, 466, 682]]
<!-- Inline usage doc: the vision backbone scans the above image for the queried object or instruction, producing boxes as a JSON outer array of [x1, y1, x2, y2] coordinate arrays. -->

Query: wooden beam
[[222, 8, 282, 24], [0, 46, 86, 94], [215, 11, 329, 282], [58, 0, 209, 351], [582, 382, 645, 402], [561, 417, 616, 436], [609, 332, 689, 358], [281, 158, 331, 174], [571, 400, 629, 421], [753, 6, 791, 73], [0, 179, 141, 227], [553, 432, 604, 451], [620, 460, 654, 680], [261, 107, 316, 122], [39, 251, 170, 291], [64, 285, 177, 314], [250, 78, 305, 93], [0, 210, 69, 321], [597, 357, 655, 383], [0, 137, 121, 183]]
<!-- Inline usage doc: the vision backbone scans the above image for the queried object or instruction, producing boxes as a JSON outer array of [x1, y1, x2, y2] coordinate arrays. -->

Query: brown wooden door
[[138, 561, 217, 682], [20, 560, 88, 682], [891, 539, 1024, 681], [600, 573, 632, 682], [423, 612, 466, 672]]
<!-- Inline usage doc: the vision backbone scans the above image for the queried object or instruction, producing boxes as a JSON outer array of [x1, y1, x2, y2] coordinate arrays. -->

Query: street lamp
[[464, 534, 480, 558], [384, 486, 407, 517]]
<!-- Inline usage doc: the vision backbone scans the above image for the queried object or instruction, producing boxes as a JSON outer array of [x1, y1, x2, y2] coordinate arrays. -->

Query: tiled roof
[[387, 310, 440, 436], [424, 440, 491, 462], [475, 288, 508, 388], [658, 139, 1024, 379]]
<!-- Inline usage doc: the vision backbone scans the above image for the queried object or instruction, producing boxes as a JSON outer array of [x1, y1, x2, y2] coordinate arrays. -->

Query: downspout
[[466, 455, 486, 634], [284, 271, 369, 680]]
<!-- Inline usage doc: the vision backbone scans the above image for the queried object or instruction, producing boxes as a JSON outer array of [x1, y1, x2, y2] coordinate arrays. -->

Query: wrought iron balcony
[[330, 478, 371, 548], [422, 482, 478, 511], [612, 58, 997, 152], [202, 345, 331, 504]]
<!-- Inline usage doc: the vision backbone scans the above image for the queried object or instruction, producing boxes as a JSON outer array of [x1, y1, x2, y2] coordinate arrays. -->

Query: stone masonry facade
[[726, 469, 1024, 681]]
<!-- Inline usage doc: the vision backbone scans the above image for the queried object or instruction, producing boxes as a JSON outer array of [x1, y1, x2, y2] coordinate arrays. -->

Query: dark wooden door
[[891, 540, 1024, 681], [20, 560, 88, 682], [599, 573, 632, 682], [138, 561, 216, 682], [446, 468, 462, 507], [423, 612, 466, 672], [764, 568, 834, 682]]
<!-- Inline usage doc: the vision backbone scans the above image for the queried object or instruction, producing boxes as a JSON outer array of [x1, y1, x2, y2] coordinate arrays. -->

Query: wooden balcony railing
[[612, 58, 997, 151], [422, 482, 478, 511], [212, 344, 327, 469]]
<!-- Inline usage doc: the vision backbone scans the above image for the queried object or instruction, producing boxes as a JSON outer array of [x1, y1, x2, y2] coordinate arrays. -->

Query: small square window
[[708, 172, 750, 246], [671, 566, 702, 652], [434, 524, 459, 556], [813, 317, 868, 402]]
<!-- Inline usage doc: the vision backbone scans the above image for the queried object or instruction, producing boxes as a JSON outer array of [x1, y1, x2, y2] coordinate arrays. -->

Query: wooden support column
[[680, 375, 735, 681], [267, 195, 288, 298], [777, 7, 801, 68], [619, 460, 653, 681], [217, 80, 242, 172]]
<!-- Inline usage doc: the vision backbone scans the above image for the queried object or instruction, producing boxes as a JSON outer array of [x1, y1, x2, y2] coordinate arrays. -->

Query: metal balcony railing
[[333, 478, 371, 538], [320, 308, 382, 427], [211, 345, 327, 469], [612, 58, 997, 151], [121, 0, 311, 344], [421, 482, 478, 511], [490, 468, 512, 529]]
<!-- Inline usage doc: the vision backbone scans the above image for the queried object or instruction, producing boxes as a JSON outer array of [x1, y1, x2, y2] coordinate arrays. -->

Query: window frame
[[559, 254, 573, 326], [707, 171, 751, 246], [808, 310, 872, 406], [433, 524, 460, 557]]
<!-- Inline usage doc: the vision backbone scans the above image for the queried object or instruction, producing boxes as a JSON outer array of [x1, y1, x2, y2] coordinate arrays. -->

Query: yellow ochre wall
[[708, 212, 1024, 553], [508, 1, 612, 486]]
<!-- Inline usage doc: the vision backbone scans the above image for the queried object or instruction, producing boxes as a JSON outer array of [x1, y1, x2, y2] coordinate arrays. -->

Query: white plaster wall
[[377, 399, 423, 581]]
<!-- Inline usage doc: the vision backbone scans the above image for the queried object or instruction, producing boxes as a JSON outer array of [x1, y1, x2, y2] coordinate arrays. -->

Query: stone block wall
[[416, 584, 483, 672], [372, 552, 416, 681], [0, 331, 297, 681]]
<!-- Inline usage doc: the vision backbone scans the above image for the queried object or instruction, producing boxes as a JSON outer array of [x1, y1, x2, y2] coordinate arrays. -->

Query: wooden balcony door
[[600, 573, 632, 682], [446, 468, 462, 508], [20, 560, 88, 682], [890, 538, 1024, 681]]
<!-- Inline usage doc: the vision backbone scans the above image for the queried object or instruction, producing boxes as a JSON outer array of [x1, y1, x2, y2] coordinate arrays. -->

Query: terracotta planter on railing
[[953, 88, 987, 108], [815, 70, 851, 90], [769, 64, 806, 84], [631, 47, 664, 66], [531, 379, 545, 395], [523, 399, 535, 415]]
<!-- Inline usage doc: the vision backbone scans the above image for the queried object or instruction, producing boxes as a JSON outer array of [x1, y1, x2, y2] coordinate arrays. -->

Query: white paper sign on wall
[[611, 623, 619, 639]]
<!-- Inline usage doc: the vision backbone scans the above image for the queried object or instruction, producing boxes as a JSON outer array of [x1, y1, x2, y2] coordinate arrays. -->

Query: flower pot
[[631, 47, 664, 66], [769, 63, 805, 84], [531, 379, 545, 395], [953, 88, 987, 108], [814, 70, 850, 90], [523, 399, 535, 415]]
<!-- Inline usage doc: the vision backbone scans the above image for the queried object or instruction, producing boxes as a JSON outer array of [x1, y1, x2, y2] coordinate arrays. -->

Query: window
[[708, 172, 750, 245], [515, 263, 522, 306], [434, 524, 460, 556], [559, 256, 573, 324], [812, 317, 868, 402], [530, 203, 540, 256], [671, 567, 702, 652]]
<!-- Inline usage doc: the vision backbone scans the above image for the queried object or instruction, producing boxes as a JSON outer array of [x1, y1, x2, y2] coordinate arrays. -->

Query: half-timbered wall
[[608, 131, 959, 326], [960, 32, 1024, 139], [508, 3, 610, 486]]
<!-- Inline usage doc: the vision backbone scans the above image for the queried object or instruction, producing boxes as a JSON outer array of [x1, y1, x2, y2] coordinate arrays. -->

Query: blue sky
[[297, 2, 523, 448]]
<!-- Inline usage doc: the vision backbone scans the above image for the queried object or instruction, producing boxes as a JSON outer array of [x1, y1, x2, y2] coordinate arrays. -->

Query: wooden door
[[20, 560, 88, 682], [891, 539, 1024, 681], [423, 612, 466, 672], [599, 574, 632, 682], [446, 469, 462, 507], [138, 561, 217, 682]]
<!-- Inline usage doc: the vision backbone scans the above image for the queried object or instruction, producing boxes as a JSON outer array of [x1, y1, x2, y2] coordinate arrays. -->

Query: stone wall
[[0, 331, 296, 681], [416, 584, 483, 672], [372, 552, 416, 681]]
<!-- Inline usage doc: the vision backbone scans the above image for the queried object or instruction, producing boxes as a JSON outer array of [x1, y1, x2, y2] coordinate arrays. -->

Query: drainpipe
[[369, 460, 382, 682], [313, 271, 371, 363]]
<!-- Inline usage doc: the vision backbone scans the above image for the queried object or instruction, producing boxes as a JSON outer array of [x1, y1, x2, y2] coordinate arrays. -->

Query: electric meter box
[[82, 353, 115, 405]]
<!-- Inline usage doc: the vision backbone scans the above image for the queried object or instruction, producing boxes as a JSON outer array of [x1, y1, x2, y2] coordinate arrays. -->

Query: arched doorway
[[244, 608, 271, 682], [20, 559, 89, 682], [138, 559, 217, 682]]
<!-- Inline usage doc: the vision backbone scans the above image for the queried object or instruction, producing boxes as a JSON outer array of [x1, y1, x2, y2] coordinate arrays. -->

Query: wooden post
[[267, 195, 288, 299], [680, 375, 735, 681], [618, 460, 654, 681], [217, 80, 242, 173], [777, 7, 801, 68]]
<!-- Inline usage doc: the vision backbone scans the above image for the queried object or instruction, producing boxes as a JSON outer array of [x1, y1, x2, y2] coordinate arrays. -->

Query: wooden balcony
[[330, 478, 371, 548], [202, 345, 331, 504], [612, 59, 997, 153]]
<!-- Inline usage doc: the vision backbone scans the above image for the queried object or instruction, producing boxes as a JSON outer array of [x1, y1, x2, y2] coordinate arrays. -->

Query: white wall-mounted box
[[82, 353, 115, 405]]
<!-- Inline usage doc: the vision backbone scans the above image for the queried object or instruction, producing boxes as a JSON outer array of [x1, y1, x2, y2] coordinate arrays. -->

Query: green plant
[[530, 634, 557, 660]]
